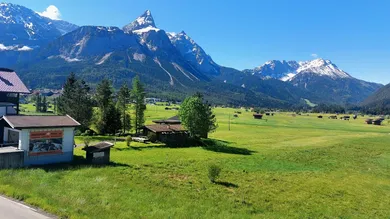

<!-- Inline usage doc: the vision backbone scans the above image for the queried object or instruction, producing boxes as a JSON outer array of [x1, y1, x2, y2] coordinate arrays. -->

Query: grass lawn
[[19, 103, 56, 115], [1, 106, 390, 218]]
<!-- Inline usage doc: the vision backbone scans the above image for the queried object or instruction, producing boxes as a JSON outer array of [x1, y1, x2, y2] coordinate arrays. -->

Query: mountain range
[[0, 3, 384, 107]]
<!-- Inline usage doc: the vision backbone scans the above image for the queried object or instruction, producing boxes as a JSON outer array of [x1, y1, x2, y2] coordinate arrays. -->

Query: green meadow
[[1, 105, 390, 218]]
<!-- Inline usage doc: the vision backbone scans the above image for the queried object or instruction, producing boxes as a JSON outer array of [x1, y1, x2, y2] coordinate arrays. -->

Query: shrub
[[74, 129, 82, 136], [208, 164, 221, 183], [147, 132, 157, 143], [126, 136, 132, 147], [83, 136, 92, 148]]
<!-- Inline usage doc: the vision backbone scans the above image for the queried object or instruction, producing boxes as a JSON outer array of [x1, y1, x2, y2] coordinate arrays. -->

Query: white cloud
[[311, 53, 318, 58], [38, 5, 61, 20]]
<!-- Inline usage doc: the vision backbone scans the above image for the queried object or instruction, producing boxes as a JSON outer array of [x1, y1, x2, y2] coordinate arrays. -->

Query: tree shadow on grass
[[113, 139, 254, 156], [214, 181, 239, 188], [31, 155, 132, 172], [201, 139, 255, 155]]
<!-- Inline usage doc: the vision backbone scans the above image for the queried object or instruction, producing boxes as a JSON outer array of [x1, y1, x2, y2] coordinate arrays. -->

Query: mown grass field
[[1, 106, 390, 218]]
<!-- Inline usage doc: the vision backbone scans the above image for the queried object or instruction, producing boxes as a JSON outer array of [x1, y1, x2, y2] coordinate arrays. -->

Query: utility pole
[[228, 114, 231, 131]]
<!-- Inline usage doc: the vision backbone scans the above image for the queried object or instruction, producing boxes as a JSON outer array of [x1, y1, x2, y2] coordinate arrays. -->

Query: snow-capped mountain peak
[[123, 10, 156, 33], [296, 58, 351, 79], [0, 2, 78, 48], [168, 30, 220, 75], [248, 58, 352, 81]]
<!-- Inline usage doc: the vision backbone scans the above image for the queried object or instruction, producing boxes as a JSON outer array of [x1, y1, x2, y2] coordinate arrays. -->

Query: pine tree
[[132, 76, 146, 134], [58, 72, 93, 131], [116, 83, 131, 133], [35, 94, 41, 112], [95, 79, 121, 135], [42, 96, 47, 112]]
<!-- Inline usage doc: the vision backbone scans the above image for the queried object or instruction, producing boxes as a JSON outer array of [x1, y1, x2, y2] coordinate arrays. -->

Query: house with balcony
[[0, 68, 81, 169]]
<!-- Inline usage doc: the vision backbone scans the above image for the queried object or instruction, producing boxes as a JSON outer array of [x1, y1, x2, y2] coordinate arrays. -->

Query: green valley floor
[[1, 107, 390, 218]]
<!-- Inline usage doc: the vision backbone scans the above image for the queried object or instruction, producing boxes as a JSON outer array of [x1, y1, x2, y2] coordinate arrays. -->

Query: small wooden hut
[[83, 142, 114, 164]]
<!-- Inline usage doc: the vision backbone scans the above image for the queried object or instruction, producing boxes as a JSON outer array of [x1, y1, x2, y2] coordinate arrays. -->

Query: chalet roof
[[0, 68, 30, 94], [152, 115, 181, 124], [144, 124, 186, 133], [83, 141, 114, 152], [1, 115, 81, 129]]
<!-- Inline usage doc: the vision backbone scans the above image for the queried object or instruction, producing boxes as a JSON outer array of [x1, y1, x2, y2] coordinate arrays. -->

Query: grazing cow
[[233, 114, 238, 118], [353, 115, 358, 120], [317, 115, 323, 118], [253, 114, 263, 119], [328, 115, 337, 119], [365, 119, 373, 124], [373, 118, 383, 125], [342, 116, 350, 120]]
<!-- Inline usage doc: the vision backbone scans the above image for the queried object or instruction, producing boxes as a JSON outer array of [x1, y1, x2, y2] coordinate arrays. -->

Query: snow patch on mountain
[[0, 43, 32, 51], [133, 53, 146, 62], [172, 62, 195, 81], [48, 55, 81, 62], [96, 52, 113, 65], [280, 73, 296, 81], [133, 26, 160, 34], [154, 58, 174, 86]]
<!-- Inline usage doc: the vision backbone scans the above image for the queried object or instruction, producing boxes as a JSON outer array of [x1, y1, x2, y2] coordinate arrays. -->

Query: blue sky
[[7, 0, 390, 84]]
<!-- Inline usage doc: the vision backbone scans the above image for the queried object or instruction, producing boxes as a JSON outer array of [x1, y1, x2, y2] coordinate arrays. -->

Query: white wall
[[3, 127, 21, 143]]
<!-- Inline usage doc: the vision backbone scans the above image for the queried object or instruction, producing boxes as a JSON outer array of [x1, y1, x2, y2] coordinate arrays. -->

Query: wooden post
[[16, 93, 20, 115], [228, 114, 230, 131]]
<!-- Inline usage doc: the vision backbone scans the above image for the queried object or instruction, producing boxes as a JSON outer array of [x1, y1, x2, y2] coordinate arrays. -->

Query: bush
[[208, 164, 221, 183], [126, 136, 132, 147], [74, 129, 82, 136], [147, 132, 157, 143], [83, 136, 92, 148]]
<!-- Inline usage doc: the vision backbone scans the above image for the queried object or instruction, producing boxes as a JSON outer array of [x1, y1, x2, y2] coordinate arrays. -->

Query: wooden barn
[[142, 116, 190, 146]]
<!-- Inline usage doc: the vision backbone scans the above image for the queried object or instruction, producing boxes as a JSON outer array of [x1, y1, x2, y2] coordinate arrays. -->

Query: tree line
[[57, 73, 146, 135]]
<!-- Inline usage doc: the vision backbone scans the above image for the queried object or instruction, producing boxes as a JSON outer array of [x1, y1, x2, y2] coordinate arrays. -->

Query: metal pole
[[228, 114, 230, 131]]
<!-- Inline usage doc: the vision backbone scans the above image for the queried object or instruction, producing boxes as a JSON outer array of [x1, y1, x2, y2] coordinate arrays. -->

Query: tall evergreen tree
[[42, 96, 47, 112], [95, 79, 121, 135], [58, 72, 93, 131], [116, 83, 131, 133], [132, 76, 146, 134], [95, 79, 113, 114], [35, 94, 41, 112]]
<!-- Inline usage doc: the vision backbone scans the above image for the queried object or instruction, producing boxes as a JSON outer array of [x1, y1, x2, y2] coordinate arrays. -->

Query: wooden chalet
[[142, 116, 189, 146], [0, 69, 81, 169], [0, 68, 30, 116]]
